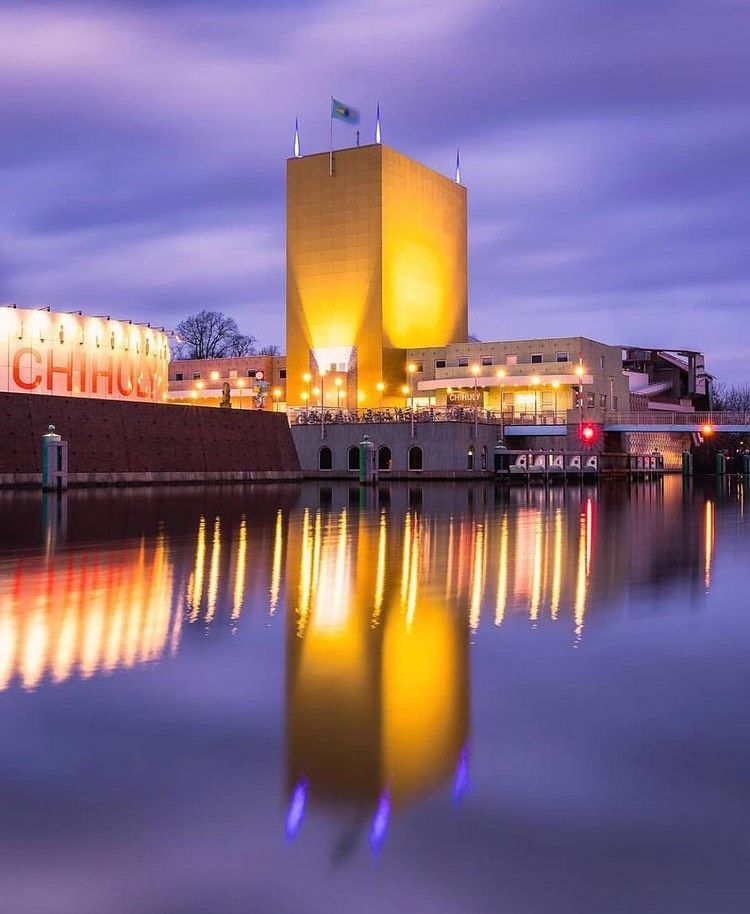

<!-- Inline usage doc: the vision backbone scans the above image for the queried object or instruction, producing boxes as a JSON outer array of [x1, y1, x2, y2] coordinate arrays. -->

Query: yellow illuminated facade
[[286, 144, 468, 406]]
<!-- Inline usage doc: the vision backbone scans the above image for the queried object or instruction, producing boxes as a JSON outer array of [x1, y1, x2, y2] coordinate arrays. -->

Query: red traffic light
[[579, 422, 598, 445]]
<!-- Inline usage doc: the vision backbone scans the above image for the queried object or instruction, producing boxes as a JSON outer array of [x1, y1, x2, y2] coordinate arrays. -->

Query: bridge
[[601, 411, 750, 434]]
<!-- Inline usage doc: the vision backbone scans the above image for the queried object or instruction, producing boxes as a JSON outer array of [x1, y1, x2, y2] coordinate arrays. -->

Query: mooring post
[[41, 425, 68, 491]]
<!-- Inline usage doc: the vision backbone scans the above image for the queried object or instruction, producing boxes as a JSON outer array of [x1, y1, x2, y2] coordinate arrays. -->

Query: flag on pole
[[331, 98, 360, 125], [293, 118, 300, 158], [375, 103, 381, 144]]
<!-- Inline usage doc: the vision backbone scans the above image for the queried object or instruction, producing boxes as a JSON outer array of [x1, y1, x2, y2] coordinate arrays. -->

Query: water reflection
[[0, 536, 180, 691], [0, 480, 739, 697]]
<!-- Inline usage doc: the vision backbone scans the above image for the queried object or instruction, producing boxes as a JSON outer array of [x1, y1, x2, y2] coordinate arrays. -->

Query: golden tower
[[286, 144, 468, 407]]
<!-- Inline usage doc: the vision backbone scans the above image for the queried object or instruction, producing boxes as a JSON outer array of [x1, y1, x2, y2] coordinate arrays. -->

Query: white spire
[[455, 148, 461, 184], [294, 117, 300, 158], [375, 103, 381, 144]]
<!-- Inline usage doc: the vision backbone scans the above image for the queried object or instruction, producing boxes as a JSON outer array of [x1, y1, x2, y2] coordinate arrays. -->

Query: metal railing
[[288, 407, 570, 426], [604, 410, 750, 426]]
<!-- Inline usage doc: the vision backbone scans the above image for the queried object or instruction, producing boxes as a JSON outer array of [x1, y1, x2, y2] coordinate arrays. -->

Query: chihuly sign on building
[[0, 306, 170, 402]]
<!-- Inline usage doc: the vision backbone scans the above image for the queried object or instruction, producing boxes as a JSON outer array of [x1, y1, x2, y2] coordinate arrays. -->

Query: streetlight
[[376, 381, 385, 408], [319, 370, 327, 439], [471, 363, 480, 437], [237, 377, 245, 410], [496, 368, 507, 421], [334, 376, 343, 410], [273, 387, 282, 411], [303, 371, 311, 407], [575, 363, 585, 431], [551, 380, 560, 419], [301, 389, 309, 415], [312, 385, 321, 405], [531, 375, 541, 423], [402, 384, 414, 437]]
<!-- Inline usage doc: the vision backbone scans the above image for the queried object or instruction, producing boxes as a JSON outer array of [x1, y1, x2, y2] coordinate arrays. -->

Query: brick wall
[[0, 392, 300, 478]]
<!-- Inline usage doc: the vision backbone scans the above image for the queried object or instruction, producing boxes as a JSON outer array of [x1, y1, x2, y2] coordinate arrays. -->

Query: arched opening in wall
[[378, 446, 392, 471], [481, 445, 488, 470], [467, 446, 475, 471], [408, 445, 423, 471], [319, 446, 333, 471], [348, 445, 359, 471]]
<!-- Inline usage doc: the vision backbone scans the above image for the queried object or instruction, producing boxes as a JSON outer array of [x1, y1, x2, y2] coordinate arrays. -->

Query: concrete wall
[[292, 421, 501, 478], [0, 391, 300, 486]]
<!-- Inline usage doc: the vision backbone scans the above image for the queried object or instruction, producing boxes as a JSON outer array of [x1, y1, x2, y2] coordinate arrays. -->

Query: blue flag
[[331, 98, 360, 125]]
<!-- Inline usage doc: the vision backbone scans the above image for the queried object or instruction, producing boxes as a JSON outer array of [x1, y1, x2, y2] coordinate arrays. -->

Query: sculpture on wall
[[219, 381, 232, 409]]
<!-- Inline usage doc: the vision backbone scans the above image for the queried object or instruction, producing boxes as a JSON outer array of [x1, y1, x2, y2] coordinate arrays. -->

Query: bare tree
[[175, 310, 256, 359], [228, 333, 257, 357], [713, 382, 750, 411], [258, 344, 281, 356]]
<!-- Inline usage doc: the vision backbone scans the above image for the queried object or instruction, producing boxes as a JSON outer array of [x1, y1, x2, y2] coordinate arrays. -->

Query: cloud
[[0, 0, 747, 377]]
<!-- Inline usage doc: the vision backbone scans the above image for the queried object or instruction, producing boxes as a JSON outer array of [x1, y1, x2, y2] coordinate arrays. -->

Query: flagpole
[[329, 95, 333, 176]]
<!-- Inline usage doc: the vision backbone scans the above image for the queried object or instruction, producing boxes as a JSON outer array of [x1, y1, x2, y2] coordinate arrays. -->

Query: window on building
[[587, 392, 595, 408], [175, 372, 184, 381], [506, 355, 518, 365], [348, 446, 359, 471], [530, 353, 543, 364], [481, 356, 493, 366], [458, 356, 469, 367], [435, 359, 446, 369], [192, 372, 201, 380], [247, 369, 254, 378], [467, 446, 475, 471], [481, 446, 488, 470], [410, 360, 424, 373], [408, 446, 423, 471], [279, 369, 287, 379], [613, 396, 619, 411], [378, 446, 392, 471], [556, 352, 569, 362], [600, 355, 606, 370], [319, 447, 333, 471], [600, 394, 607, 408]]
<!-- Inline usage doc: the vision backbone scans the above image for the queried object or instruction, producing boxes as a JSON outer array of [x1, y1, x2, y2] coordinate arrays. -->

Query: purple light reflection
[[285, 778, 308, 842], [368, 789, 391, 855], [453, 745, 469, 803]]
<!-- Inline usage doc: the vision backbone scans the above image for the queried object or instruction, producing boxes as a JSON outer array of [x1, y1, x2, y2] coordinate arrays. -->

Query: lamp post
[[471, 364, 480, 437], [495, 368, 506, 438], [319, 370, 327, 439], [301, 389, 309, 416], [531, 375, 541, 423], [376, 381, 384, 408], [575, 362, 585, 433], [273, 387, 282, 412], [237, 377, 245, 410], [334, 376, 343, 411], [552, 380, 560, 420], [401, 384, 414, 437], [303, 372, 311, 406]]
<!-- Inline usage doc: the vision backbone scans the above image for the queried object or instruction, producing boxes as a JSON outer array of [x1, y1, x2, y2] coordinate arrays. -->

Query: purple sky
[[1, 1, 747, 380]]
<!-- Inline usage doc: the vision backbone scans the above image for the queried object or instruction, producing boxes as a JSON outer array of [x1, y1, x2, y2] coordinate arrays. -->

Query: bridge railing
[[604, 410, 750, 426], [288, 407, 569, 427]]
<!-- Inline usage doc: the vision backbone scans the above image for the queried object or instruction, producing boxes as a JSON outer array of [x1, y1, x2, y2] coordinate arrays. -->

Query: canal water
[[0, 479, 747, 914]]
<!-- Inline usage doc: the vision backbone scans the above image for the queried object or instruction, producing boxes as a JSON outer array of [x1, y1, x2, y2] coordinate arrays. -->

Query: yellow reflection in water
[[232, 515, 247, 621], [269, 509, 283, 614], [373, 510, 387, 625], [205, 517, 222, 623], [188, 515, 206, 622], [495, 514, 509, 626], [704, 500, 714, 590]]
